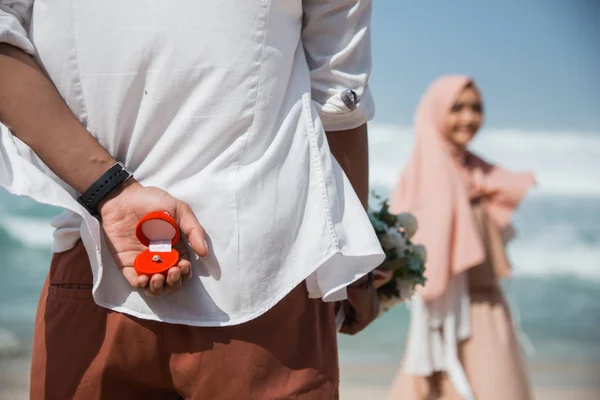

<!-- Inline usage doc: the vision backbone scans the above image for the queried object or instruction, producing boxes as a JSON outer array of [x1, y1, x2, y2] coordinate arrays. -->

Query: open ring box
[[134, 212, 180, 277]]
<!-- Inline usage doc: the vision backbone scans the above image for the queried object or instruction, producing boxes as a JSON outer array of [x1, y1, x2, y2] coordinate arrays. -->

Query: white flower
[[396, 212, 418, 239], [377, 279, 417, 314], [380, 232, 396, 252], [412, 244, 427, 263], [385, 227, 408, 255], [396, 279, 416, 301]]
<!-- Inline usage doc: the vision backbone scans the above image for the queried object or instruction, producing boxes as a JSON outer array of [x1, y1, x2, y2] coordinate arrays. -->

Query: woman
[[388, 75, 535, 400]]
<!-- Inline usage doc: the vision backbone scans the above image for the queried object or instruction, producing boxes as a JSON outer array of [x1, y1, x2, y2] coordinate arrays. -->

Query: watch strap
[[77, 162, 132, 216]]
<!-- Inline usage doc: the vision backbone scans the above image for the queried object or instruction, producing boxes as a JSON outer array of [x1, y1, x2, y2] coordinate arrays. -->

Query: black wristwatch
[[77, 161, 133, 217]]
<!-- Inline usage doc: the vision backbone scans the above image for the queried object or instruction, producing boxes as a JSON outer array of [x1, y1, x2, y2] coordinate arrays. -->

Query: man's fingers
[[146, 274, 165, 296], [137, 274, 150, 288], [122, 266, 149, 288], [166, 267, 181, 287], [178, 251, 191, 273], [115, 249, 148, 289], [165, 267, 183, 294], [176, 202, 208, 257], [372, 269, 392, 279], [177, 258, 192, 281], [372, 269, 394, 289], [121, 250, 191, 295], [173, 240, 194, 281]]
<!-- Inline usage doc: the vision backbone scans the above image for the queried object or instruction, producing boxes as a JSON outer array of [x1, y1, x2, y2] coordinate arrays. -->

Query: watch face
[[341, 88, 358, 111]]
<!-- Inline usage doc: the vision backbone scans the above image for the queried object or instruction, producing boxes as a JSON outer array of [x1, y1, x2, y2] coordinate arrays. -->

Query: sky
[[368, 1, 600, 132]]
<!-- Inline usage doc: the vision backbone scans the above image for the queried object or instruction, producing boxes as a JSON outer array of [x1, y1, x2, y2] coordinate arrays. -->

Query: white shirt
[[0, 0, 384, 326]]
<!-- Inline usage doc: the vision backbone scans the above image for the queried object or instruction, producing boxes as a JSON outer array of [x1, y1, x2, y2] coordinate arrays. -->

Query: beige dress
[[389, 203, 533, 400]]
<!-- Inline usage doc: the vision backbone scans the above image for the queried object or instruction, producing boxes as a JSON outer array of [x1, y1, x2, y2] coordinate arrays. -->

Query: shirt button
[[340, 88, 358, 111]]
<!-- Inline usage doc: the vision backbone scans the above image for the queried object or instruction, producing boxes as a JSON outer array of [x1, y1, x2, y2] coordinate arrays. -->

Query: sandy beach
[[2, 356, 599, 400], [340, 362, 600, 400]]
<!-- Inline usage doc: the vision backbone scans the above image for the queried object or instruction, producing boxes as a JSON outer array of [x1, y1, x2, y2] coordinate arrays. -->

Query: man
[[0, 0, 384, 398]]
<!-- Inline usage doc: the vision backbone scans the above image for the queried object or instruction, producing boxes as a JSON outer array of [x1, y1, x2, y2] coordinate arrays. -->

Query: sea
[[1, 124, 599, 382]]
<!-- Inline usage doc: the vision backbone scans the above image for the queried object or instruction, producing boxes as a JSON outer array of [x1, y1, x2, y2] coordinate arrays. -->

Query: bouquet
[[368, 196, 427, 313]]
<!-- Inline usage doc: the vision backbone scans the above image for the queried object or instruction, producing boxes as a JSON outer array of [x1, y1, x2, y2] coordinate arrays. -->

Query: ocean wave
[[369, 124, 600, 198], [510, 244, 600, 282], [0, 125, 598, 282], [0, 215, 54, 249], [0, 329, 21, 358]]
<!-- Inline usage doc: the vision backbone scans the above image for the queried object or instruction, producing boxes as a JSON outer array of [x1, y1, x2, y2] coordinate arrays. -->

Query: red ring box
[[134, 212, 180, 277]]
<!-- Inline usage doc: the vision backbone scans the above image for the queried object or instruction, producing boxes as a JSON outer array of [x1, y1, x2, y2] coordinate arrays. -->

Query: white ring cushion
[[141, 219, 176, 252]]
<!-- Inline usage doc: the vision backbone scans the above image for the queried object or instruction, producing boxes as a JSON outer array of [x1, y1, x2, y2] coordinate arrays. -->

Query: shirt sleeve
[[301, 0, 374, 132], [0, 1, 35, 55]]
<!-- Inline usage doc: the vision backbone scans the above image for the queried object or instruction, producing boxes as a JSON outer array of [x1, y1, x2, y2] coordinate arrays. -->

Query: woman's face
[[443, 85, 483, 148]]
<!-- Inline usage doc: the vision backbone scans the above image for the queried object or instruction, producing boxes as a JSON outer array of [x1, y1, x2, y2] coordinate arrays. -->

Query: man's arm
[[0, 43, 207, 294], [0, 43, 116, 193], [325, 124, 369, 210], [302, 0, 375, 207]]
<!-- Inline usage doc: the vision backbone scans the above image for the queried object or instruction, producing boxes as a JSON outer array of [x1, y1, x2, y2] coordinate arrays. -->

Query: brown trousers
[[31, 242, 339, 400]]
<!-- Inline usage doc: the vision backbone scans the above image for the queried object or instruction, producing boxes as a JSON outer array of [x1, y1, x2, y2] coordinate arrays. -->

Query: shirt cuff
[[312, 86, 375, 132], [0, 9, 35, 55]]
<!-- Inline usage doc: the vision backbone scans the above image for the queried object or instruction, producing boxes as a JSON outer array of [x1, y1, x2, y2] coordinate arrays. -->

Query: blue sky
[[368, 1, 600, 132]]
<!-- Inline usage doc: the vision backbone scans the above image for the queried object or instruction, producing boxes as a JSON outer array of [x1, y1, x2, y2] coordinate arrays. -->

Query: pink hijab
[[391, 75, 535, 301]]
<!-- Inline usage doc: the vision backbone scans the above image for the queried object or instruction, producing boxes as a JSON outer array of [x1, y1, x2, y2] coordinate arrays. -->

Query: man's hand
[[1, 44, 209, 296], [99, 180, 208, 296], [372, 269, 393, 289]]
